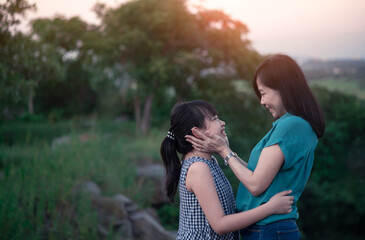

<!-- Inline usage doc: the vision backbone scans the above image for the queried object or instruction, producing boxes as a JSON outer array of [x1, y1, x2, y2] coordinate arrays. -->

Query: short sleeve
[[264, 116, 315, 170]]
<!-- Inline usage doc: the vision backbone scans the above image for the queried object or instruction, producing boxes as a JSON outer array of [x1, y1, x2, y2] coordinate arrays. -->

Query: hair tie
[[167, 131, 175, 140]]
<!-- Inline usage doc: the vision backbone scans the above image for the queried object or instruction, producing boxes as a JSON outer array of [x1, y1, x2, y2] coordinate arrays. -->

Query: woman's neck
[[184, 150, 212, 161]]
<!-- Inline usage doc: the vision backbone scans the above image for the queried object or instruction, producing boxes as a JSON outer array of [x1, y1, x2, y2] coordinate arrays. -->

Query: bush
[[0, 120, 72, 146], [0, 119, 160, 239]]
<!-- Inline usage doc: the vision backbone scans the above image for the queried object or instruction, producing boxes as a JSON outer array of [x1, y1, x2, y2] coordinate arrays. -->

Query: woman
[[185, 54, 325, 239], [161, 99, 294, 240]]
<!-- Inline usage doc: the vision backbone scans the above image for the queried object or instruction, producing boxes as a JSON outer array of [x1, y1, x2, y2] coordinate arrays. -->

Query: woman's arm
[[231, 154, 248, 167], [186, 162, 293, 234], [186, 129, 284, 196], [225, 145, 284, 196]]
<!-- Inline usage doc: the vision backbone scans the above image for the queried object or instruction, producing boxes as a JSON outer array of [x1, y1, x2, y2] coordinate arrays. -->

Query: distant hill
[[300, 58, 365, 83], [300, 58, 365, 100]]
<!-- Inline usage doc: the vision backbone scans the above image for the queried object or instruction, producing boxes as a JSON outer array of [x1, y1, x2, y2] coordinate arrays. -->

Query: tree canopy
[[1, 0, 261, 131], [91, 0, 260, 133]]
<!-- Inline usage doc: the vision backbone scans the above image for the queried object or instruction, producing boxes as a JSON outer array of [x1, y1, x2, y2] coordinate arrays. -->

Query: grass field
[[309, 78, 365, 100], [0, 119, 166, 239]]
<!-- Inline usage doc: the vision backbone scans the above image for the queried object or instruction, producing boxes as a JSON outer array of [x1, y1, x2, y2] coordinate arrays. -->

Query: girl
[[161, 100, 294, 239]]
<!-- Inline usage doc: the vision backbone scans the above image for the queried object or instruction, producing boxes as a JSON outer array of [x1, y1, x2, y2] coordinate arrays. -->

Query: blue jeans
[[240, 219, 301, 240]]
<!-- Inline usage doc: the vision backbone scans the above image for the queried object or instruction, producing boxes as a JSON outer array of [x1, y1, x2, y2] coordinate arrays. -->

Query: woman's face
[[256, 77, 287, 119]]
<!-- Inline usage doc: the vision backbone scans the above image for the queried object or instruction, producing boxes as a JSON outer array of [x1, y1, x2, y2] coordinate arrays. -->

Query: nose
[[260, 96, 265, 105], [220, 119, 225, 127]]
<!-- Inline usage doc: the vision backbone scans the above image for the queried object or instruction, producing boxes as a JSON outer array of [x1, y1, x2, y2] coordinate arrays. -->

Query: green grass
[[309, 78, 365, 100], [0, 119, 164, 239]]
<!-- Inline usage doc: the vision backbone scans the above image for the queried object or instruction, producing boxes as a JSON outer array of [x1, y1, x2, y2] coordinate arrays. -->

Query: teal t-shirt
[[236, 112, 318, 225]]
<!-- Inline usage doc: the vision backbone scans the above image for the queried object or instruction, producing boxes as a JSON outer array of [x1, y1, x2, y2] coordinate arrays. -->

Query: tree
[[0, 0, 37, 118], [0, 0, 36, 38], [2, 33, 64, 115], [96, 0, 260, 134], [30, 16, 103, 116]]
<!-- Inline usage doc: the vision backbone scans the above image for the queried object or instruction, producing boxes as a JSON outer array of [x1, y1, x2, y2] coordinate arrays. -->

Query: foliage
[[0, 0, 38, 116], [0, 119, 70, 146], [94, 0, 260, 134], [1, 0, 261, 130], [0, 0, 36, 37], [311, 86, 365, 182], [156, 203, 180, 230], [30, 16, 103, 117], [296, 86, 365, 239], [0, 119, 161, 239]]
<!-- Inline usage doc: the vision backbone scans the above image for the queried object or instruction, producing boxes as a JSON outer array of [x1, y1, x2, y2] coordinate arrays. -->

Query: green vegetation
[[1, 0, 365, 239], [298, 86, 365, 239], [1, 86, 365, 239], [0, 119, 164, 239], [310, 78, 365, 100]]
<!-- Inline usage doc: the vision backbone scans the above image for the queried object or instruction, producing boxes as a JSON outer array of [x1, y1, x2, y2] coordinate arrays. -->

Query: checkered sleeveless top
[[177, 156, 239, 240]]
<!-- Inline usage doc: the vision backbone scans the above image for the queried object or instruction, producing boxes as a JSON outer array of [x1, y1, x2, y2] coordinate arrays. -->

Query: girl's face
[[203, 115, 226, 139], [257, 77, 287, 119]]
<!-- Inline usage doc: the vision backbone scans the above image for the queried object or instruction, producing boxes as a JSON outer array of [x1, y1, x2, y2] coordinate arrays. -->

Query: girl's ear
[[191, 127, 202, 139]]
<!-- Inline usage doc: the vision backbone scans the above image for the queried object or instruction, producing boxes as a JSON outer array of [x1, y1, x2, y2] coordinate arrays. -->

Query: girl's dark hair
[[160, 100, 217, 202], [253, 54, 325, 138]]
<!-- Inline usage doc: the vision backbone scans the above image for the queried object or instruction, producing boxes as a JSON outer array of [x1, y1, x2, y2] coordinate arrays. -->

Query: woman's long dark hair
[[160, 100, 217, 202], [253, 54, 325, 138]]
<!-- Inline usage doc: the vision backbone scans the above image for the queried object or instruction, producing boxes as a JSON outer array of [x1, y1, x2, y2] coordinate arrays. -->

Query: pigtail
[[160, 136, 181, 203]]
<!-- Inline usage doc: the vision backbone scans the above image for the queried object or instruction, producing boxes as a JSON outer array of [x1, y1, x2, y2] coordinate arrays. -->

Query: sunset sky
[[22, 0, 365, 60]]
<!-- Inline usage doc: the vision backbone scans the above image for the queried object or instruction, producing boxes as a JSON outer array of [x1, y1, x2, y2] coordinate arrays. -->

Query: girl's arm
[[186, 129, 284, 196], [186, 162, 293, 235]]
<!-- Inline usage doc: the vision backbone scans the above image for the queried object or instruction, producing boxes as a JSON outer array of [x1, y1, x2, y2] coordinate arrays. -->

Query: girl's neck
[[184, 150, 212, 161]]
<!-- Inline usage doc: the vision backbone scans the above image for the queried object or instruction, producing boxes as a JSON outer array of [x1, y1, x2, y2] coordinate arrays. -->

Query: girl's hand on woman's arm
[[266, 190, 294, 215]]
